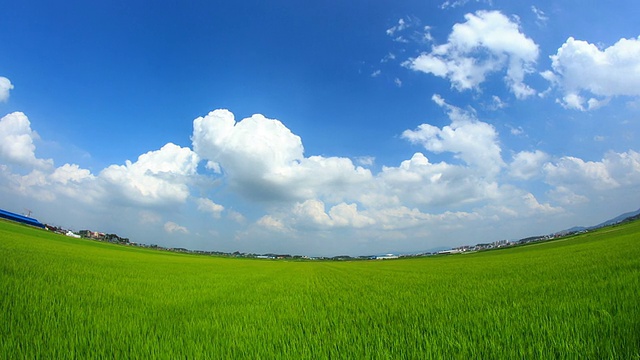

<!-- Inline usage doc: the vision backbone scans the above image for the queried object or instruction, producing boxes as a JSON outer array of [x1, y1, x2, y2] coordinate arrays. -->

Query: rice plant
[[1, 219, 638, 358]]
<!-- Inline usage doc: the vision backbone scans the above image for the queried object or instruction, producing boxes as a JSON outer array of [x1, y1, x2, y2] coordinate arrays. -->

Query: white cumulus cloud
[[541, 151, 640, 224], [192, 109, 372, 202], [0, 112, 53, 169], [509, 150, 549, 180], [50, 163, 95, 185], [544, 151, 640, 192], [404, 10, 539, 98], [402, 95, 504, 175], [3, 106, 640, 256], [290, 199, 375, 229], [196, 197, 224, 218], [100, 143, 199, 206], [378, 152, 500, 208], [546, 36, 640, 110], [0, 77, 14, 102]]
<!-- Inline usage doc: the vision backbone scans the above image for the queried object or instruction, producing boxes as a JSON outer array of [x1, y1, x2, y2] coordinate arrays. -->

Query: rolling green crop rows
[[1, 219, 639, 358]]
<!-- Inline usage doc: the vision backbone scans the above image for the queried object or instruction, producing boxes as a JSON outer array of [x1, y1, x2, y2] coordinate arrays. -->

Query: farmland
[[1, 219, 639, 358]]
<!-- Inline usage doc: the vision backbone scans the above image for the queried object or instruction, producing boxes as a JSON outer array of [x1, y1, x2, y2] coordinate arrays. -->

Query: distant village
[[4, 206, 639, 261], [40, 223, 596, 261]]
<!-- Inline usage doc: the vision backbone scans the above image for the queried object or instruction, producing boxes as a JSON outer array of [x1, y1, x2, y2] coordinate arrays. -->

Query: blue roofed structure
[[0, 208, 45, 228]]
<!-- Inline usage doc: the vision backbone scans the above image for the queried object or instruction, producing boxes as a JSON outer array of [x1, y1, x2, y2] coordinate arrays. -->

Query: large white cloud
[[249, 94, 549, 236], [378, 153, 500, 208], [192, 110, 303, 177], [193, 102, 515, 236], [404, 10, 539, 98], [544, 36, 640, 110], [1, 143, 199, 209], [0, 112, 204, 213], [540, 150, 640, 226], [257, 198, 477, 233], [0, 112, 103, 204], [1, 168, 56, 202], [544, 151, 640, 192], [100, 143, 199, 206], [0, 112, 53, 169], [192, 109, 372, 202], [48, 163, 100, 202], [290, 199, 375, 229], [257, 186, 561, 237], [3, 107, 640, 255], [0, 77, 14, 102]]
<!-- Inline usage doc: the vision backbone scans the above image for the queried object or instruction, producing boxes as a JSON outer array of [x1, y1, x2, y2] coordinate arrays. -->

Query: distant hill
[[556, 207, 640, 236], [592, 208, 640, 228], [554, 226, 587, 236]]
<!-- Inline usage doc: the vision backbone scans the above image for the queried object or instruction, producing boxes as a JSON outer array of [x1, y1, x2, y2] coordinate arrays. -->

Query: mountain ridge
[[555, 207, 640, 235]]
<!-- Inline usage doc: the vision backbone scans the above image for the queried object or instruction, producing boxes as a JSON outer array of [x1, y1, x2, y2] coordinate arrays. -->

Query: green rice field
[[1, 218, 639, 358]]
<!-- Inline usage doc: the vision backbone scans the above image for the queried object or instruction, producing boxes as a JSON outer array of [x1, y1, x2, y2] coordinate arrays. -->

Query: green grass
[[1, 219, 639, 358]]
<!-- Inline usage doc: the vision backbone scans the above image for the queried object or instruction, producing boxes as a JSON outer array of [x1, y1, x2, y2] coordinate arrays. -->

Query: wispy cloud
[[386, 18, 408, 36], [440, 0, 492, 10], [355, 156, 375, 166], [164, 221, 189, 234], [531, 6, 549, 25]]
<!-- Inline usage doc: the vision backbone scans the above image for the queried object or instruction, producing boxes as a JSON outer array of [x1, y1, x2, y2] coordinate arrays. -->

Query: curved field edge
[[1, 219, 639, 358]]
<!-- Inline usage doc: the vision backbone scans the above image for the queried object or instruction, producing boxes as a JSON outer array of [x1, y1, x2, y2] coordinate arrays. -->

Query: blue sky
[[1, 0, 639, 256]]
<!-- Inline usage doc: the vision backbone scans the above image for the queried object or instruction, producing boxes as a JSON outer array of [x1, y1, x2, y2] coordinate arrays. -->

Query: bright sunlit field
[[1, 218, 639, 358]]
